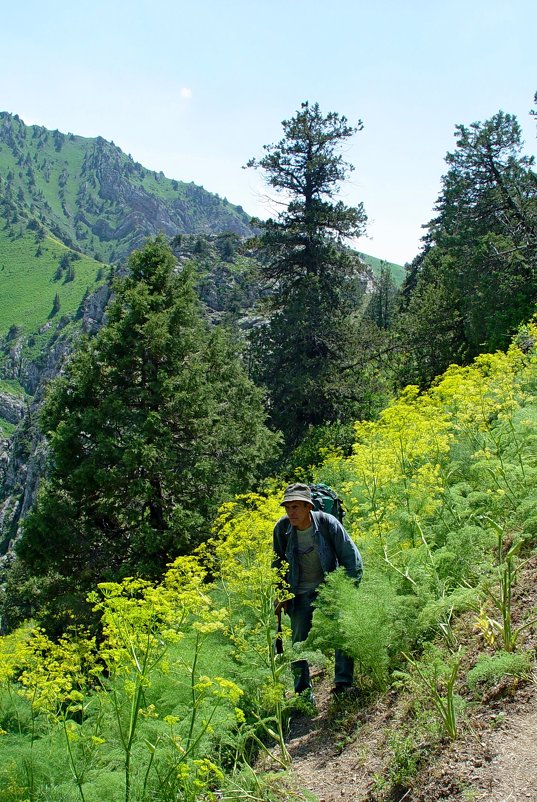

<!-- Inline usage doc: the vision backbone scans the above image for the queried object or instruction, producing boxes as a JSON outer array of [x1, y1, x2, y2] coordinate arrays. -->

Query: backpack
[[309, 483, 345, 523]]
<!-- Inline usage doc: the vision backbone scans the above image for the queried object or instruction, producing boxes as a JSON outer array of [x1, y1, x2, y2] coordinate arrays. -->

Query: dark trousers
[[288, 590, 354, 693]]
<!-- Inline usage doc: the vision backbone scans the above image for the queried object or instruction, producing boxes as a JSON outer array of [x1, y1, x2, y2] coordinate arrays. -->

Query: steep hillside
[[358, 251, 405, 285], [0, 111, 252, 266], [0, 111, 403, 342], [272, 559, 537, 802], [0, 227, 107, 340]]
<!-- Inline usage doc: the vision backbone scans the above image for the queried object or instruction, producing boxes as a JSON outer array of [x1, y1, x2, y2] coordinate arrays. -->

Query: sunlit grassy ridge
[[0, 112, 252, 267], [0, 228, 106, 339], [358, 251, 405, 285]]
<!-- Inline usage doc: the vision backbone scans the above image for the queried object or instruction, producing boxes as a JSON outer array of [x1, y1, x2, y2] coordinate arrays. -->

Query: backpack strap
[[315, 510, 335, 548]]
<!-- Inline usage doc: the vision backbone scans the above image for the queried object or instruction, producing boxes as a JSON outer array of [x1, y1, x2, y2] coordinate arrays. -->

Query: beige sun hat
[[280, 483, 314, 506]]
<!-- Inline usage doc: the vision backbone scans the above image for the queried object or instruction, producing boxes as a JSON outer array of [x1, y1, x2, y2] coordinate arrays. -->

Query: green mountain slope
[[0, 110, 403, 378], [0, 110, 258, 386], [0, 112, 403, 336], [0, 112, 252, 265], [0, 227, 106, 340], [358, 251, 405, 285]]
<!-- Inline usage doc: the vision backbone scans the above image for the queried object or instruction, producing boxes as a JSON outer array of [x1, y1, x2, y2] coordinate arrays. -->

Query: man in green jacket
[[273, 483, 363, 699]]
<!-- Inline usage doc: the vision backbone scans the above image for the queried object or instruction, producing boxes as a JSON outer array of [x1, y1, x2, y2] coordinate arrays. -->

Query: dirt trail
[[283, 681, 380, 801], [271, 557, 537, 801], [474, 706, 537, 801], [281, 667, 537, 802], [281, 676, 391, 801]]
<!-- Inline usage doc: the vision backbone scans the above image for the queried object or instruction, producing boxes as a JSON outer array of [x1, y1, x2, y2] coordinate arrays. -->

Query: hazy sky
[[2, 0, 536, 265]]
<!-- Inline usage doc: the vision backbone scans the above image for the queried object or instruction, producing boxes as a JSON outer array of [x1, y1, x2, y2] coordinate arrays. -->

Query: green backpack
[[309, 483, 345, 523]]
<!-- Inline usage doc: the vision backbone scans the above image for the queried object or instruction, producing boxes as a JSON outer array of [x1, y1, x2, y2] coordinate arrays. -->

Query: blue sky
[[1, 0, 536, 264]]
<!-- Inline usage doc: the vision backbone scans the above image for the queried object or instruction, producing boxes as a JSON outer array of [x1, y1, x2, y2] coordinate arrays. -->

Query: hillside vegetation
[[1, 319, 537, 801], [0, 228, 106, 340], [0, 109, 257, 361], [0, 112, 252, 265], [0, 95, 536, 801], [357, 251, 405, 285]]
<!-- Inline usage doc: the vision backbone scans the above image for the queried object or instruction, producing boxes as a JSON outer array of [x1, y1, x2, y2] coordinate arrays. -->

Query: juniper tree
[[15, 235, 278, 631]]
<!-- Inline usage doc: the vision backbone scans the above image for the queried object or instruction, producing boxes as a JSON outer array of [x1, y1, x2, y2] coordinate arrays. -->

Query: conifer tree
[[246, 102, 369, 447], [396, 109, 537, 386], [51, 292, 61, 316], [15, 235, 278, 629]]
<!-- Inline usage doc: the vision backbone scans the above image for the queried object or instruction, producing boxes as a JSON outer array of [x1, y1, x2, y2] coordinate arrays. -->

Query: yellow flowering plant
[[85, 561, 243, 802], [197, 492, 293, 766], [312, 328, 537, 686], [0, 622, 100, 802], [3, 319, 537, 797]]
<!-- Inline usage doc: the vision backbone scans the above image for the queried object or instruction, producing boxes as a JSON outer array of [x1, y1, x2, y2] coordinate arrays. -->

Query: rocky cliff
[[0, 112, 253, 265], [0, 281, 111, 562]]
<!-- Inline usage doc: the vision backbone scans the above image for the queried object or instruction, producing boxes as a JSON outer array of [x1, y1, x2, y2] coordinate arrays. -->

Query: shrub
[[467, 650, 532, 691], [308, 569, 419, 689]]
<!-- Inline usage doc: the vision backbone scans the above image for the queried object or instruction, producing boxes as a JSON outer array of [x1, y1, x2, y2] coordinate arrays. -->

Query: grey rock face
[[0, 393, 26, 424], [0, 281, 111, 559]]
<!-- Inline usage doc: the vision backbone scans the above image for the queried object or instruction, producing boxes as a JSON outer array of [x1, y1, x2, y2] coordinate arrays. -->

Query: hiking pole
[[275, 604, 284, 655]]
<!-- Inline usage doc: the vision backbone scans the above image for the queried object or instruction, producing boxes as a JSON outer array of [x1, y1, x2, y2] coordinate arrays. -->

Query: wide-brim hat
[[280, 483, 314, 507]]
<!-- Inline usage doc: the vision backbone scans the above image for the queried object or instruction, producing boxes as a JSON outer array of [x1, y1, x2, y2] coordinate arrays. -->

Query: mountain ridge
[[0, 110, 403, 351], [0, 111, 253, 265], [0, 111, 403, 272]]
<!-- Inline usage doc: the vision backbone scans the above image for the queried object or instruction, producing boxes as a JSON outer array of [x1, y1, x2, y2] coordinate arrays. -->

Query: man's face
[[283, 500, 312, 530]]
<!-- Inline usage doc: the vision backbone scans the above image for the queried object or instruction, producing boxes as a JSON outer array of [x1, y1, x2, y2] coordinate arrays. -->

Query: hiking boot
[[331, 682, 354, 696]]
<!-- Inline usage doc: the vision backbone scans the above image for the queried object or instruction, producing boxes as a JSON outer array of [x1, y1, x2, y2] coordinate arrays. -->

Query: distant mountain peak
[[0, 111, 253, 265]]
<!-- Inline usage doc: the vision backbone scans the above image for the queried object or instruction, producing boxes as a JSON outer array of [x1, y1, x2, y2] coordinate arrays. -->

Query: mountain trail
[[256, 555, 537, 801], [282, 675, 388, 801], [278, 666, 537, 802]]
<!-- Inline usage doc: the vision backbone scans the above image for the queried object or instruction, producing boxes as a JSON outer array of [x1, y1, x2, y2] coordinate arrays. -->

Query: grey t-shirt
[[296, 524, 324, 592]]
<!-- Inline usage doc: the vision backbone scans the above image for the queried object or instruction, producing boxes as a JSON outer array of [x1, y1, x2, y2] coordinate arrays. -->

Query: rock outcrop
[[0, 281, 111, 560]]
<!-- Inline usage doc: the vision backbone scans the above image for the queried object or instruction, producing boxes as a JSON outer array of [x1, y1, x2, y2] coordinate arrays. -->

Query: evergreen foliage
[[246, 102, 387, 447], [14, 236, 279, 631], [396, 109, 537, 386], [367, 263, 399, 330]]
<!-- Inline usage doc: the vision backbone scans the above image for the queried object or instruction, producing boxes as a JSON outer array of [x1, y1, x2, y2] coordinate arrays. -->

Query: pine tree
[[51, 292, 61, 316], [246, 102, 369, 446], [396, 109, 537, 386]]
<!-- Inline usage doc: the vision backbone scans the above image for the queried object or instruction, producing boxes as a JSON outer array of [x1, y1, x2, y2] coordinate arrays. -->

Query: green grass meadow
[[0, 229, 105, 339]]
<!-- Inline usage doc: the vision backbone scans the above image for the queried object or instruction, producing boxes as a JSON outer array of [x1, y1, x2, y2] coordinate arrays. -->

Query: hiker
[[273, 482, 363, 698]]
